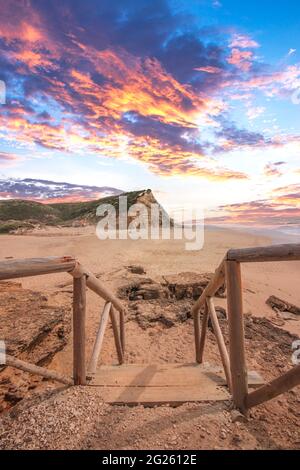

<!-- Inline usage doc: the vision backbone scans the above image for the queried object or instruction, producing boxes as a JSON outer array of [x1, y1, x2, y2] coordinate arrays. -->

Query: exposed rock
[[4, 386, 24, 405], [118, 278, 169, 301], [162, 272, 226, 300], [230, 409, 247, 424], [0, 281, 70, 363], [127, 300, 191, 329], [118, 271, 225, 304], [126, 265, 146, 275], [266, 295, 300, 318], [208, 307, 227, 329], [0, 281, 71, 410], [118, 272, 228, 329]]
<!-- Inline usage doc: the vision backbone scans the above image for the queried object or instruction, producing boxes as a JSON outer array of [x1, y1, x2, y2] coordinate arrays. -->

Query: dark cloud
[[0, 177, 122, 202], [213, 117, 268, 150], [121, 111, 206, 154]]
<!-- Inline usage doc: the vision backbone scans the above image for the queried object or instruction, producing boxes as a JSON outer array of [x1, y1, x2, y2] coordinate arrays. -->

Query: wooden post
[[193, 309, 201, 363], [120, 309, 125, 354], [198, 302, 209, 363], [207, 297, 232, 391], [73, 275, 87, 385], [225, 260, 248, 412], [88, 302, 111, 375], [110, 305, 124, 364]]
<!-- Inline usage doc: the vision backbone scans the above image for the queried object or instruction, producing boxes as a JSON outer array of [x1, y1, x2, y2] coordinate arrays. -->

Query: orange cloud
[[69, 46, 225, 128]]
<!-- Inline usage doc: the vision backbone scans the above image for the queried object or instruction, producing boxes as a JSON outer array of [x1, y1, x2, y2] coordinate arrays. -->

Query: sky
[[0, 0, 299, 226]]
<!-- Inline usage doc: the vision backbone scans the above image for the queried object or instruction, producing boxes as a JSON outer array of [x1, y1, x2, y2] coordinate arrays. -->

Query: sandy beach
[[1, 225, 300, 450]]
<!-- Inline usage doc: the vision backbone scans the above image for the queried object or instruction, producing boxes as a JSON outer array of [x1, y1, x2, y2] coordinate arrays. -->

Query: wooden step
[[88, 363, 264, 406]]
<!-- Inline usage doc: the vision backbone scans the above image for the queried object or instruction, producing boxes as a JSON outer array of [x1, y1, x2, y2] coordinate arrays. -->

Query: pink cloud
[[194, 66, 222, 74], [229, 34, 259, 49], [227, 48, 253, 72], [224, 65, 300, 97], [0, 152, 20, 166]]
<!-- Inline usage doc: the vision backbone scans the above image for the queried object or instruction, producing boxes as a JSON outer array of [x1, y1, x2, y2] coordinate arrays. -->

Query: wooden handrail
[[207, 297, 232, 392], [88, 302, 111, 375], [227, 243, 300, 263], [5, 354, 73, 385], [110, 305, 124, 364], [191, 258, 225, 316], [70, 261, 124, 313], [246, 364, 300, 409], [0, 256, 126, 387], [0, 256, 76, 280], [191, 242, 300, 413]]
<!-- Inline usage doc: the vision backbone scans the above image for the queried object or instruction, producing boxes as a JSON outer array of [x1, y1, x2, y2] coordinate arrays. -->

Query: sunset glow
[[0, 0, 299, 226]]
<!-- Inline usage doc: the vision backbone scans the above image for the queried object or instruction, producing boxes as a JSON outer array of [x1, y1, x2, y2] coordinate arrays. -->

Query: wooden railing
[[0, 256, 125, 386], [192, 243, 300, 413], [1, 245, 299, 413]]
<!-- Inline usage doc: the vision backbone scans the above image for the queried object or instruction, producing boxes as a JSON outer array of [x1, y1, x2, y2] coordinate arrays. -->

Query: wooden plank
[[5, 354, 73, 385], [73, 275, 87, 385], [246, 364, 300, 409], [227, 243, 300, 263], [225, 261, 248, 412], [207, 297, 232, 392], [88, 302, 111, 374], [96, 384, 230, 406], [89, 363, 263, 388], [0, 256, 76, 280]]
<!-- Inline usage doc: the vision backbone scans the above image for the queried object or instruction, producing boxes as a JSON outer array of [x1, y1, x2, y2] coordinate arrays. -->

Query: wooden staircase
[[1, 244, 300, 413]]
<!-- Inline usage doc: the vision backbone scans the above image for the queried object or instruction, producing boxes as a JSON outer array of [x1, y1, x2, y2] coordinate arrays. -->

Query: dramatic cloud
[[0, 0, 299, 186], [208, 183, 300, 226], [0, 178, 122, 202]]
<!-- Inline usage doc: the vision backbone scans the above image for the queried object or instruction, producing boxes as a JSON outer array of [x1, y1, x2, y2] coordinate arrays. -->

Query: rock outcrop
[[0, 281, 70, 410], [266, 295, 300, 320], [117, 271, 226, 329]]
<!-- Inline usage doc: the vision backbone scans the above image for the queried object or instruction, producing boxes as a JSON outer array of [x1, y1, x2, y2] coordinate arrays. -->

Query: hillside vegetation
[[0, 190, 170, 233]]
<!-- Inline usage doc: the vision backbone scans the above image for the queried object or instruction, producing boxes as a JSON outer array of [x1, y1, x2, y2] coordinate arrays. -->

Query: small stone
[[231, 409, 248, 424]]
